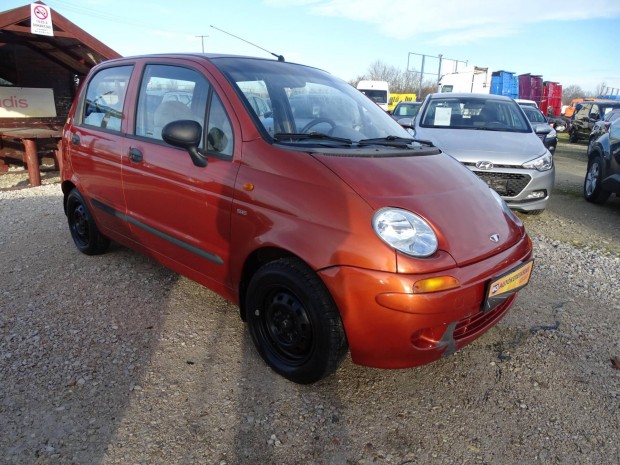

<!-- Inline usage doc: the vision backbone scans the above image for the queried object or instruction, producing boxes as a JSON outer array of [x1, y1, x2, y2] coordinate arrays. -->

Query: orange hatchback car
[[61, 54, 533, 384]]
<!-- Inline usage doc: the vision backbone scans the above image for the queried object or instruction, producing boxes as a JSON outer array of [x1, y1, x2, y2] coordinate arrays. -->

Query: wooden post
[[22, 139, 41, 187]]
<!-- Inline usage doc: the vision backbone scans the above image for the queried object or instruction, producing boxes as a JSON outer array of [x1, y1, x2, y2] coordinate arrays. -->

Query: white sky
[[5, 0, 620, 93]]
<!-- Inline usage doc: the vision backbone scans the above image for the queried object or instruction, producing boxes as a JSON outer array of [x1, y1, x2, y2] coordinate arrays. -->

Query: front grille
[[473, 171, 531, 197], [453, 296, 514, 342]]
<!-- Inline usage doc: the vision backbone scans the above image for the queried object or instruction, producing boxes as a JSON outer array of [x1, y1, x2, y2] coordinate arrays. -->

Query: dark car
[[587, 108, 620, 152], [569, 100, 620, 143], [584, 118, 620, 204], [391, 101, 421, 122], [521, 105, 558, 153]]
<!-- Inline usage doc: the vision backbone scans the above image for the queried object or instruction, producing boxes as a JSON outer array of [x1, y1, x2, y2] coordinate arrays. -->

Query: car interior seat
[[153, 100, 197, 139]]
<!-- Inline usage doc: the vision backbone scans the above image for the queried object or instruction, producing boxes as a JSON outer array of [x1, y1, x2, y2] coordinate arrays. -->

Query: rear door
[[121, 60, 240, 290], [66, 64, 134, 237]]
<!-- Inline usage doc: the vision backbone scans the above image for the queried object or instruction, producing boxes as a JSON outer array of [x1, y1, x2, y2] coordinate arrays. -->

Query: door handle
[[71, 134, 80, 145], [129, 147, 143, 163]]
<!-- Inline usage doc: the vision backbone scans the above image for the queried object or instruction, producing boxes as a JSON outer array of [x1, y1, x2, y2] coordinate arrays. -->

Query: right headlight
[[522, 152, 553, 171], [372, 208, 438, 257]]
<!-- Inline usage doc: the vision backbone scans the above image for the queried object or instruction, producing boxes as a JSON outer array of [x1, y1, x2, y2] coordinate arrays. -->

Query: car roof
[[428, 92, 512, 101]]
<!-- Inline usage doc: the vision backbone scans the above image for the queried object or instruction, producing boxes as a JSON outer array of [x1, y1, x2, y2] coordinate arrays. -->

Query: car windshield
[[419, 96, 531, 132], [522, 107, 546, 123], [212, 57, 412, 146]]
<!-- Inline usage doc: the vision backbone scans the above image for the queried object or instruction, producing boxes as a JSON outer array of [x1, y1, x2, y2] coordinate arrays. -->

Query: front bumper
[[318, 234, 532, 369]]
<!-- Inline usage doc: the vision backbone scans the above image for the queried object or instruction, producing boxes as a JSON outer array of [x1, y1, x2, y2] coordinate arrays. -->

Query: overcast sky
[[6, 0, 620, 94]]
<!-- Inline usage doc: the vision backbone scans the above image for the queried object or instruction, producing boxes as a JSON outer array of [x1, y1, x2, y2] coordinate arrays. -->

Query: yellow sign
[[388, 93, 417, 111]]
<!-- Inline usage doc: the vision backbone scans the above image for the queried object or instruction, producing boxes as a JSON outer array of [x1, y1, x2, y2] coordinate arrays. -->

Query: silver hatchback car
[[411, 93, 555, 214]]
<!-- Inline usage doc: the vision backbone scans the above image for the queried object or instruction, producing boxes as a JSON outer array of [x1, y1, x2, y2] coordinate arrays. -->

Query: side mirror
[[162, 120, 207, 167], [535, 125, 550, 135], [397, 117, 415, 129]]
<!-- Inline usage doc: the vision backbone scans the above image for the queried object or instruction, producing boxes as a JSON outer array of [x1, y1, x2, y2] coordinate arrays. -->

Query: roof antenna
[[210, 25, 285, 62]]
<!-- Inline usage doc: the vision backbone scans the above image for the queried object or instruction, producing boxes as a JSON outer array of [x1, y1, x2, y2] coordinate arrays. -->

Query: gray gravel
[[1, 146, 619, 465]]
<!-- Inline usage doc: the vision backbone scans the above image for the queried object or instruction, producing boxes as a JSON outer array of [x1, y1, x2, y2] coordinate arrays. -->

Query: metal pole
[[196, 35, 208, 53], [437, 54, 443, 92], [419, 55, 425, 100]]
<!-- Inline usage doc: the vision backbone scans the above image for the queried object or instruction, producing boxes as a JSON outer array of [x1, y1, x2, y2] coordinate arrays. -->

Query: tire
[[569, 128, 578, 143], [245, 257, 348, 384], [66, 189, 110, 255], [523, 209, 544, 216], [583, 155, 611, 204]]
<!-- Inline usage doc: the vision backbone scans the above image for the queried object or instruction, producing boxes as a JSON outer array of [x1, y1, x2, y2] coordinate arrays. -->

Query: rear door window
[[82, 66, 133, 131]]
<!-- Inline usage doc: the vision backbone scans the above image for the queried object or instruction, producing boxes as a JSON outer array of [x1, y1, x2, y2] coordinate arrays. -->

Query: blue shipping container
[[490, 70, 519, 99]]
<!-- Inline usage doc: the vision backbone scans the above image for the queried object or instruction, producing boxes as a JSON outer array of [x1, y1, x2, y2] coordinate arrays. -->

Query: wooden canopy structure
[[0, 1, 121, 185]]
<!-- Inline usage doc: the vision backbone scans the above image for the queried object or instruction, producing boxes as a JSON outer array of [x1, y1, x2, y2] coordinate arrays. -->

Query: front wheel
[[66, 189, 110, 255], [583, 155, 611, 204], [245, 258, 348, 384]]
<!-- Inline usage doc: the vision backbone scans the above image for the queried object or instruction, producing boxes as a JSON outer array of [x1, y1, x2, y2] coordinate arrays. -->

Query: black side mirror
[[162, 120, 207, 167]]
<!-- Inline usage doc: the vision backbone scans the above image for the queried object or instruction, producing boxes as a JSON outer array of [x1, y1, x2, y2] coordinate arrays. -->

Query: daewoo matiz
[[61, 54, 533, 384]]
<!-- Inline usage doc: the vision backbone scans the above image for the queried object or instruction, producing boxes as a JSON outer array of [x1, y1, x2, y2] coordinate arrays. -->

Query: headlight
[[545, 128, 557, 140], [372, 208, 438, 257], [522, 152, 553, 171]]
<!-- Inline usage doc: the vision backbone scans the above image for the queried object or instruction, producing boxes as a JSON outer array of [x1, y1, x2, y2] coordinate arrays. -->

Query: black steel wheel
[[66, 189, 110, 255], [583, 155, 611, 204], [245, 257, 347, 384]]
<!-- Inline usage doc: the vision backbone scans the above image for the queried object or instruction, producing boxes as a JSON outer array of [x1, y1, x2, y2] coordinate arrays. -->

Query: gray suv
[[411, 93, 555, 215]]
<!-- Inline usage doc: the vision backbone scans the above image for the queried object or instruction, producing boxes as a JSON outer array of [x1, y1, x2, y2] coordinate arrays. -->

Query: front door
[[121, 63, 240, 291]]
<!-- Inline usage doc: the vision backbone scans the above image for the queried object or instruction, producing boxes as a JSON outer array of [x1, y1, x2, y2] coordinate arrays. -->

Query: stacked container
[[541, 81, 562, 117], [490, 71, 519, 99], [518, 74, 543, 107]]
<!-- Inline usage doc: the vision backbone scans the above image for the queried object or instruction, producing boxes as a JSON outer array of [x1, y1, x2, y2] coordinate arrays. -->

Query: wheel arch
[[61, 180, 77, 214], [238, 246, 309, 321]]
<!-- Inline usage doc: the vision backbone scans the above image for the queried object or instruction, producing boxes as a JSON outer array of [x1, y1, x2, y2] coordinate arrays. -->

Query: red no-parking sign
[[30, 3, 54, 37]]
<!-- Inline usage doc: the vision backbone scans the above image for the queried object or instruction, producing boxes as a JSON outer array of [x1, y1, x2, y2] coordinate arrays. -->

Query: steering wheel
[[301, 118, 337, 134]]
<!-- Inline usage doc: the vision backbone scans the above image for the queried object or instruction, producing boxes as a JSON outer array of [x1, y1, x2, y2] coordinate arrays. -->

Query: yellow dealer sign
[[0, 88, 57, 118], [388, 93, 417, 112]]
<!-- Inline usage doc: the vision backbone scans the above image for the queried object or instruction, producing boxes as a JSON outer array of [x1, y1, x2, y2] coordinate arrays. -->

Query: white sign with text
[[0, 88, 57, 118], [30, 3, 54, 37]]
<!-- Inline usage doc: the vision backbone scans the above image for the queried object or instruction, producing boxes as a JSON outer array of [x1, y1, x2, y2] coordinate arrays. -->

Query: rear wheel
[[569, 128, 578, 143], [583, 155, 611, 204], [66, 189, 110, 255], [245, 257, 348, 384]]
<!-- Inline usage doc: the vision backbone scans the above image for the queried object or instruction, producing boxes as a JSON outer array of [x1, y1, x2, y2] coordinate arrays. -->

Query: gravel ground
[[1, 143, 619, 465]]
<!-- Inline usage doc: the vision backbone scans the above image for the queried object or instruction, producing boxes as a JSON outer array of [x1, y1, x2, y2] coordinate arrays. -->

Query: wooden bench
[[0, 127, 63, 187]]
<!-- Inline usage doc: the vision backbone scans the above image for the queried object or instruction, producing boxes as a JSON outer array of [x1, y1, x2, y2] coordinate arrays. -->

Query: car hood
[[415, 128, 546, 164], [314, 150, 524, 266]]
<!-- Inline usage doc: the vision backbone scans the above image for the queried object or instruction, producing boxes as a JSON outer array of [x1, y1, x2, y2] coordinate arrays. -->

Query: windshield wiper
[[273, 132, 353, 145], [358, 135, 415, 147]]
